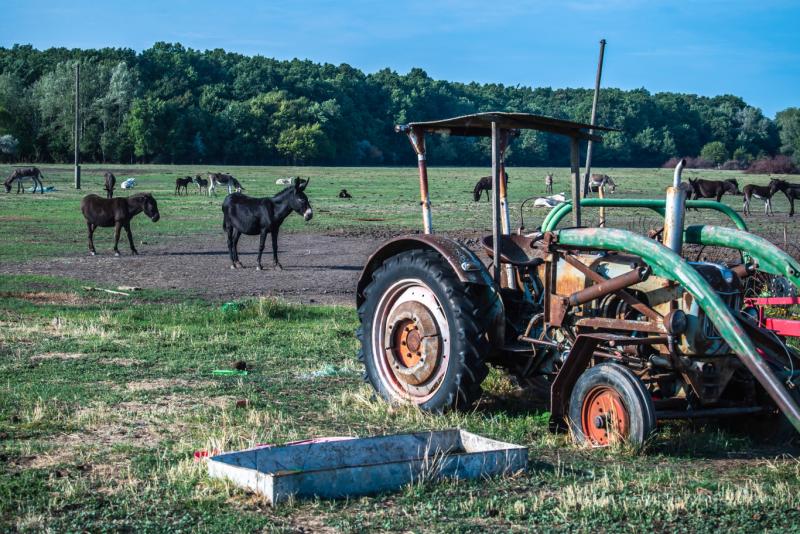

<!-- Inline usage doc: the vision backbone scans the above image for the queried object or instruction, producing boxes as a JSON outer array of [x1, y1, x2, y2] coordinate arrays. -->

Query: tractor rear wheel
[[568, 363, 656, 449], [357, 249, 493, 412]]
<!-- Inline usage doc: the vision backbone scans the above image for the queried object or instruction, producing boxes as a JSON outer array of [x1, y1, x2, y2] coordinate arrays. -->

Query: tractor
[[356, 112, 800, 448]]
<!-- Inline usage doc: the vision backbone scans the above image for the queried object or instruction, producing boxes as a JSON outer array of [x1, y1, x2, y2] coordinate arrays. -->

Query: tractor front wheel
[[357, 249, 493, 412], [568, 363, 656, 449]]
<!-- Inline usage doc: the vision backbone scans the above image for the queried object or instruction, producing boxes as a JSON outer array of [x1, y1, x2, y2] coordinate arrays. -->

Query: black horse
[[103, 171, 116, 199], [222, 178, 313, 270], [472, 171, 509, 202], [80, 193, 160, 256], [5, 167, 45, 194], [771, 179, 800, 217], [175, 176, 193, 195], [688, 178, 741, 202]]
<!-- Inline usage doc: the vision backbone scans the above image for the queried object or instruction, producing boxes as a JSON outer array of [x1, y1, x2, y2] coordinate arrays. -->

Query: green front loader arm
[[554, 227, 800, 432], [541, 198, 747, 233], [684, 225, 800, 288]]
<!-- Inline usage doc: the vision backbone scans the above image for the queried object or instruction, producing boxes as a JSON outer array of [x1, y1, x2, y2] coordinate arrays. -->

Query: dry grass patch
[[124, 378, 213, 391], [0, 291, 91, 306], [30, 351, 84, 362], [100, 357, 144, 367]]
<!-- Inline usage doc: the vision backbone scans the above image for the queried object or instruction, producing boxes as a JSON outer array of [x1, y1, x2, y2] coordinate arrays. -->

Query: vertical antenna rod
[[583, 39, 606, 197], [74, 62, 81, 190]]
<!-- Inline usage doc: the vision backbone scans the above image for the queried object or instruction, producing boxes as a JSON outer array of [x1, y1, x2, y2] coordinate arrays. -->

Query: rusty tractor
[[356, 112, 800, 448]]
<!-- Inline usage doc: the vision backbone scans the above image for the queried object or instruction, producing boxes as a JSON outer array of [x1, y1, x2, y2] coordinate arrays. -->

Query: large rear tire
[[568, 362, 656, 449], [357, 249, 494, 412]]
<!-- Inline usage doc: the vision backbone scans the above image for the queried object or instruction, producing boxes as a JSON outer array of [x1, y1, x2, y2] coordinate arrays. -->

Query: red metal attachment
[[744, 296, 800, 337]]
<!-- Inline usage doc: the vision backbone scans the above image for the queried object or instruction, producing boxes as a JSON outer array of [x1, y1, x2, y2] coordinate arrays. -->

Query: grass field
[[1, 163, 797, 262], [3, 275, 800, 532], [3, 164, 800, 532]]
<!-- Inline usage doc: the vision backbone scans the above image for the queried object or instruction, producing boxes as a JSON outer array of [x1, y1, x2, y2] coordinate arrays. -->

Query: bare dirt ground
[[0, 230, 483, 306]]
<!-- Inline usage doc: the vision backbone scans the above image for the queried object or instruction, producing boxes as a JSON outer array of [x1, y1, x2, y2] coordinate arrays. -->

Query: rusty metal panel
[[208, 430, 527, 505]]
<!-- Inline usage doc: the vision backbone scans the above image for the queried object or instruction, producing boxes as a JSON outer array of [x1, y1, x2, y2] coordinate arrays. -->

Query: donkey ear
[[299, 177, 309, 191]]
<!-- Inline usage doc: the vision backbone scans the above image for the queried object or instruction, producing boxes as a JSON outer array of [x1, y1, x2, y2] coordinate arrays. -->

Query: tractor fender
[[356, 234, 496, 308]]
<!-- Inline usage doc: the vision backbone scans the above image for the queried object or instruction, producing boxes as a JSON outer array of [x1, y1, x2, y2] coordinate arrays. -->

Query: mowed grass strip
[[2, 163, 798, 262], [2, 274, 800, 532]]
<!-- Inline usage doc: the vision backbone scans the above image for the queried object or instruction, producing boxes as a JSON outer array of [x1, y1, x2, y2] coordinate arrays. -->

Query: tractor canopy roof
[[395, 112, 618, 142]]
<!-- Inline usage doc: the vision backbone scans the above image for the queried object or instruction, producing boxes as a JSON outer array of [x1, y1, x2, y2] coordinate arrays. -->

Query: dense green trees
[[0, 43, 793, 166]]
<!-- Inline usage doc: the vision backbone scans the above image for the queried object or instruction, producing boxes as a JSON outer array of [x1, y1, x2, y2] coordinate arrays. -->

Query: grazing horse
[[222, 178, 313, 270], [80, 193, 160, 256], [103, 171, 116, 199], [743, 180, 777, 216], [770, 179, 800, 217], [589, 174, 616, 194], [338, 189, 352, 199], [472, 171, 509, 202], [4, 167, 45, 194], [208, 173, 243, 195], [544, 173, 554, 195], [175, 176, 193, 195], [194, 174, 209, 195], [688, 178, 741, 202]]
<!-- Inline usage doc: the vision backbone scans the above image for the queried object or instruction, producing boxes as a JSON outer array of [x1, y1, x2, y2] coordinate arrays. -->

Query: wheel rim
[[581, 386, 629, 446], [372, 279, 450, 403]]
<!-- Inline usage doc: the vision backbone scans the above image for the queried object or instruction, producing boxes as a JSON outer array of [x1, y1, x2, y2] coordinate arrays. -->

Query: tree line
[[1, 42, 799, 168]]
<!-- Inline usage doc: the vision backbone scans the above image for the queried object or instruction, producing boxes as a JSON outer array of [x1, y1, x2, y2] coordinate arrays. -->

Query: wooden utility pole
[[583, 39, 606, 197], [74, 62, 81, 189]]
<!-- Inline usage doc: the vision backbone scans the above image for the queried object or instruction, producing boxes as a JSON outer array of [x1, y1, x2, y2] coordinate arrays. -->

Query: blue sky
[[4, 0, 799, 117]]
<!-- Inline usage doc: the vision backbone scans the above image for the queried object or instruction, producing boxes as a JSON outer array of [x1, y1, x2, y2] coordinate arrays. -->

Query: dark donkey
[[5, 167, 45, 194], [742, 179, 778, 216], [175, 176, 193, 195], [472, 171, 509, 202], [81, 193, 160, 256], [222, 178, 313, 270], [103, 171, 116, 199], [771, 179, 800, 217], [688, 178, 741, 202]]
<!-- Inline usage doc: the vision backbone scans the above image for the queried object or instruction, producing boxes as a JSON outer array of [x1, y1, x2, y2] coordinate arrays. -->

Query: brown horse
[[5, 167, 45, 194], [103, 171, 116, 199], [472, 171, 509, 202], [80, 193, 160, 256]]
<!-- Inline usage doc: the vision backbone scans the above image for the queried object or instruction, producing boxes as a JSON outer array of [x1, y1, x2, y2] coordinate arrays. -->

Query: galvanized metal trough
[[207, 429, 527, 505]]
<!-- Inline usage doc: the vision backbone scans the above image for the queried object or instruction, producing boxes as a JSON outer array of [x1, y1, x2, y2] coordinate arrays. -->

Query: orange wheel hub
[[581, 386, 629, 446], [393, 319, 423, 368], [383, 300, 441, 388]]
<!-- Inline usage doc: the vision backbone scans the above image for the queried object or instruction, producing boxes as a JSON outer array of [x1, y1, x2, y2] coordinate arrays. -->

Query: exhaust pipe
[[663, 158, 687, 253]]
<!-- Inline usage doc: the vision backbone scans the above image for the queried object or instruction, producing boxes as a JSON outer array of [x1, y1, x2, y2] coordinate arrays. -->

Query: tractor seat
[[481, 234, 545, 268]]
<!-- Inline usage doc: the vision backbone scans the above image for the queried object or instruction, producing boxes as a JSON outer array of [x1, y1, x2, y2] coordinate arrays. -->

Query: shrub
[[745, 155, 799, 174], [662, 156, 714, 169], [721, 160, 747, 170], [700, 141, 728, 165]]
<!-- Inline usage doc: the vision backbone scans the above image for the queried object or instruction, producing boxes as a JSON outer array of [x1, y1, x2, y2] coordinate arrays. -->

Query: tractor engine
[[551, 252, 742, 357]]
